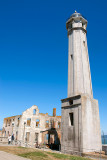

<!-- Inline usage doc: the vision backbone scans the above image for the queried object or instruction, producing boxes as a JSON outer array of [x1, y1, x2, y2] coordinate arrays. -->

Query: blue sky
[[0, 0, 107, 134]]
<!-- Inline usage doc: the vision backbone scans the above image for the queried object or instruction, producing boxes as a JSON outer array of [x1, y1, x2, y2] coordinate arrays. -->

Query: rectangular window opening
[[83, 40, 85, 46], [69, 113, 74, 126], [36, 119, 40, 127], [46, 120, 49, 128], [27, 118, 31, 126], [71, 54, 73, 60], [17, 117, 20, 127], [69, 100, 73, 105]]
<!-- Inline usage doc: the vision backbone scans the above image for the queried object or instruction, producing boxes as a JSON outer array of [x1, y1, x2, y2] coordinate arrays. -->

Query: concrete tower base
[[61, 94, 102, 154]]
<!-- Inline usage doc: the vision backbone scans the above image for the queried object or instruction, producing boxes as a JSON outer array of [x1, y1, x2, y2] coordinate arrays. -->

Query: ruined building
[[2, 105, 61, 149], [61, 11, 102, 154]]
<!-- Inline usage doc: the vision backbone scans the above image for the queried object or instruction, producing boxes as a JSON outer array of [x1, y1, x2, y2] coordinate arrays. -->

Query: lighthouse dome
[[70, 11, 82, 18]]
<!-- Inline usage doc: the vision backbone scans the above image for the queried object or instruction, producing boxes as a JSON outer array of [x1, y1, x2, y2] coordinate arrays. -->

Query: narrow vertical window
[[18, 117, 20, 127], [83, 40, 85, 46], [69, 113, 74, 126], [71, 24, 72, 28], [27, 118, 31, 126], [71, 54, 73, 60]]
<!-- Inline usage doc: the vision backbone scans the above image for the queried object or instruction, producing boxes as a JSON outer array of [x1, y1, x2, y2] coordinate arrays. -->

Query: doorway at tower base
[[61, 94, 102, 154]]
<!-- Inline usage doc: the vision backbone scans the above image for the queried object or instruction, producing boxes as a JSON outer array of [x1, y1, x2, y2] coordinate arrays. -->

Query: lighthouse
[[61, 11, 102, 154]]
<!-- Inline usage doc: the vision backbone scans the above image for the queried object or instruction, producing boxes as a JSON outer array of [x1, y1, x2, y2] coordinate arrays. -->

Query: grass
[[47, 152, 91, 160], [47, 152, 69, 159], [18, 151, 48, 160], [0, 146, 92, 160]]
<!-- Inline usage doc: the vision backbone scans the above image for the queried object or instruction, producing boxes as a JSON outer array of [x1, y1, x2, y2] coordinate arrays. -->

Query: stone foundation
[[61, 94, 102, 154]]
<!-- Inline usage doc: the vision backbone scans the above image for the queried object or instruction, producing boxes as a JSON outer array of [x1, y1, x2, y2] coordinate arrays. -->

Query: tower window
[[71, 24, 72, 28], [68, 23, 72, 29], [71, 54, 73, 60], [69, 100, 73, 105], [83, 40, 85, 46], [69, 113, 74, 126]]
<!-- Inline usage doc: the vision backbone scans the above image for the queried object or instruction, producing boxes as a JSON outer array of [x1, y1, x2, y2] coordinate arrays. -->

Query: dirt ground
[[0, 146, 35, 155], [0, 146, 92, 160]]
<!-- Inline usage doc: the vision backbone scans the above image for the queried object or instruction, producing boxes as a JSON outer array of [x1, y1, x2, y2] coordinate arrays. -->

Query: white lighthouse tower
[[61, 11, 102, 154]]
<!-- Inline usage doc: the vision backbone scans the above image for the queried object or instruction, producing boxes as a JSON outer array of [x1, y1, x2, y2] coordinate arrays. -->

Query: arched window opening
[[33, 109, 36, 115]]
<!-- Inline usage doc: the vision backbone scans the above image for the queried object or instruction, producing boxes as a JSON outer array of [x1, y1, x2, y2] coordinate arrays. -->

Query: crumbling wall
[[2, 105, 61, 148]]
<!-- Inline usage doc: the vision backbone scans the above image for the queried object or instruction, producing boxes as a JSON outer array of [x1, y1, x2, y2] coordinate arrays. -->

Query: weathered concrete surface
[[81, 95, 102, 153], [61, 95, 81, 154], [61, 94, 102, 154], [67, 12, 93, 98], [0, 151, 30, 160]]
